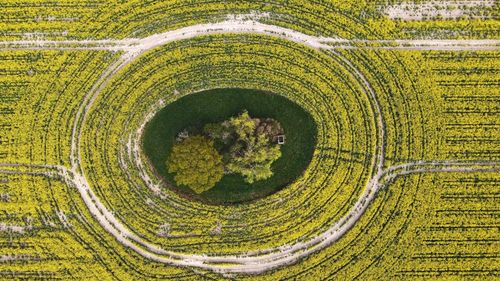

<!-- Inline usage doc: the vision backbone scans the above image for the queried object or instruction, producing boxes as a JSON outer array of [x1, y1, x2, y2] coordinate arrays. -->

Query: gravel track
[[0, 20, 499, 51]]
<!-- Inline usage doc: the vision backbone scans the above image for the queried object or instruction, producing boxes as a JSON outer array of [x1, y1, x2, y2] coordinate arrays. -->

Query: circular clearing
[[142, 88, 317, 204]]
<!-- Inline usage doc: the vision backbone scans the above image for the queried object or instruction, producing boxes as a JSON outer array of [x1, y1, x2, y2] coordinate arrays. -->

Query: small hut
[[277, 135, 286, 145]]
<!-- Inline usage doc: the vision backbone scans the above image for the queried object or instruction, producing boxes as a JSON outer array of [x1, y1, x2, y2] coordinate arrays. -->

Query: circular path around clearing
[[78, 32, 379, 271]]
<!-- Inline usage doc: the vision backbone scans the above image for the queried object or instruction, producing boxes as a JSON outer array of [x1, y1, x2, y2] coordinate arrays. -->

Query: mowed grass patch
[[142, 88, 317, 204]]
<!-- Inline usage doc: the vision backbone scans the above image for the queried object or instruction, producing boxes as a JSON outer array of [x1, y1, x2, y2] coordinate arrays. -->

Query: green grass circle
[[142, 88, 317, 204]]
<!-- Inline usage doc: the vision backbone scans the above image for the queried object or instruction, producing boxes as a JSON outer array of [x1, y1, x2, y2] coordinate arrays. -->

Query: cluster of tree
[[167, 111, 284, 193]]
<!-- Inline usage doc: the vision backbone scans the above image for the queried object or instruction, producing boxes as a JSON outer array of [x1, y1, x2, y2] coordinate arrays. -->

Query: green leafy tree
[[167, 136, 223, 193], [229, 110, 256, 139], [227, 134, 281, 183], [225, 111, 282, 183]]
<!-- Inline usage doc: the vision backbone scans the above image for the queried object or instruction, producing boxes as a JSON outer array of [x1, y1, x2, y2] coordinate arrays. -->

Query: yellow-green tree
[[167, 136, 223, 193], [226, 111, 282, 184]]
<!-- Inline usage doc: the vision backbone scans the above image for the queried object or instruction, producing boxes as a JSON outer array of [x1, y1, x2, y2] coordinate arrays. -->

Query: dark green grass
[[142, 88, 317, 204]]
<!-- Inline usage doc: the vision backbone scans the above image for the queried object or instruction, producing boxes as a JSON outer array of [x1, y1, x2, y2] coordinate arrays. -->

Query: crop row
[[0, 50, 120, 166], [419, 51, 500, 161], [0, 173, 199, 279]]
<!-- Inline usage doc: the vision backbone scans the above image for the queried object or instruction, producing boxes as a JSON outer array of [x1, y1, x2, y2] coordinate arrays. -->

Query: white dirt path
[[0, 20, 499, 51]]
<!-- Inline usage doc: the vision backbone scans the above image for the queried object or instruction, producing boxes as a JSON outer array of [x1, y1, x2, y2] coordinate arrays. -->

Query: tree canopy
[[166, 136, 224, 194], [224, 111, 282, 184]]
